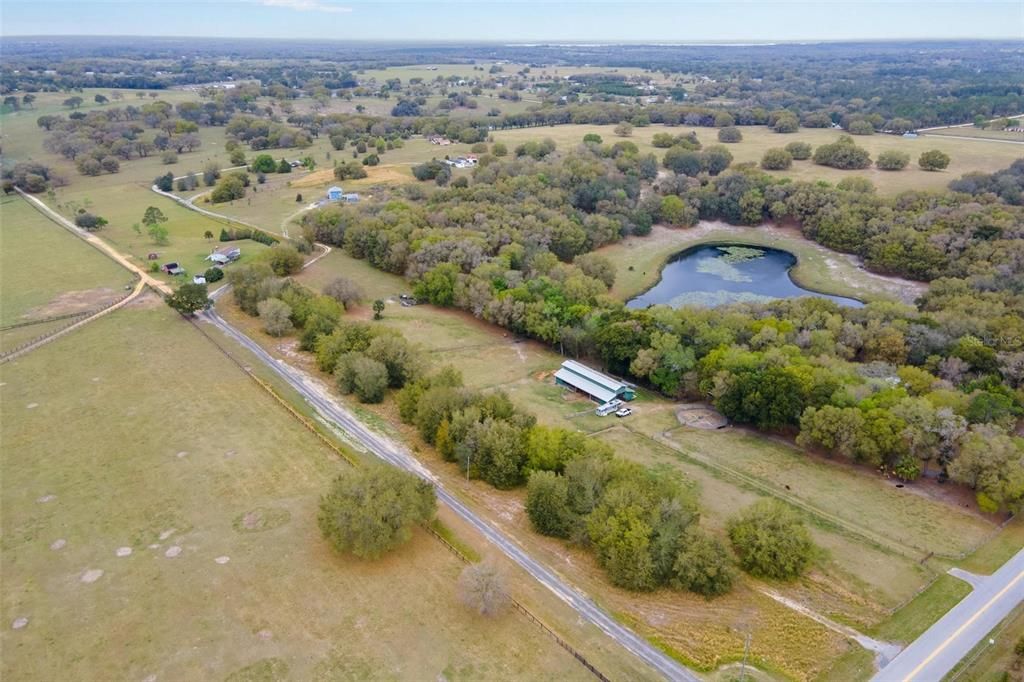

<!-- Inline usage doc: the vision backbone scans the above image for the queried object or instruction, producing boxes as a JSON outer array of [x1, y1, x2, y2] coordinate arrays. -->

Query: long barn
[[554, 359, 635, 404]]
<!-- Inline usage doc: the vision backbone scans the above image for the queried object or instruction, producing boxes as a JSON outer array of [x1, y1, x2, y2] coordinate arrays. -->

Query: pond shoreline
[[627, 241, 866, 309], [603, 221, 928, 306]]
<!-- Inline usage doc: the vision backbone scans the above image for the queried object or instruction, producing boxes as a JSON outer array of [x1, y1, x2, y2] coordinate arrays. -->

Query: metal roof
[[560, 359, 626, 392], [554, 367, 618, 403]]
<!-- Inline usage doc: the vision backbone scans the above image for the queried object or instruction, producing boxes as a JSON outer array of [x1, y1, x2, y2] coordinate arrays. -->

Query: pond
[[626, 244, 864, 309]]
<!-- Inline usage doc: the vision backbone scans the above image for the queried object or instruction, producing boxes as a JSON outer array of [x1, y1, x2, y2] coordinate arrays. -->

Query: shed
[[327, 186, 344, 201], [162, 262, 185, 276], [554, 359, 635, 403], [341, 192, 359, 203]]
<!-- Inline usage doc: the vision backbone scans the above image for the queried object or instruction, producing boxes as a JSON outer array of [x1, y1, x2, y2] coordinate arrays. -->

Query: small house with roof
[[206, 246, 241, 265], [327, 186, 344, 201], [554, 359, 635, 404]]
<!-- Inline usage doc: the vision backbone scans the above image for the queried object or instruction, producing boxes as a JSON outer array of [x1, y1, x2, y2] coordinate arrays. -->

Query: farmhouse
[[327, 186, 344, 201], [206, 246, 241, 265], [555, 359, 635, 403]]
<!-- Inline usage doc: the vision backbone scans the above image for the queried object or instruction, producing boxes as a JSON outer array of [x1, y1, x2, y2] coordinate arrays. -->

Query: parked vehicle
[[595, 399, 623, 416], [615, 407, 633, 418]]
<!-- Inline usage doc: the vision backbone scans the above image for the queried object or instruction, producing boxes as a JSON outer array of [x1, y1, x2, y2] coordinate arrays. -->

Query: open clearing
[[0, 302, 631, 682], [489, 124, 1024, 194], [0, 195, 132, 327]]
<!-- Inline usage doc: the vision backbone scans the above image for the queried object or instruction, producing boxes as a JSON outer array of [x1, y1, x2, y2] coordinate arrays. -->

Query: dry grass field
[[0, 301, 646, 682]]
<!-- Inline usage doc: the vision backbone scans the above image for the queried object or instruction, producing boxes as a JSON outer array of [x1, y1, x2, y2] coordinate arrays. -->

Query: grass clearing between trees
[[489, 123, 1023, 194], [0, 302, 623, 682]]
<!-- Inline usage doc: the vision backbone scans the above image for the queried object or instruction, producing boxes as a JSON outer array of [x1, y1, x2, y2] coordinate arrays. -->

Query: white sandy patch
[[116, 547, 132, 557], [50, 539, 67, 551], [214, 556, 230, 564], [26, 403, 38, 409], [256, 629, 273, 641], [36, 494, 56, 503], [158, 529, 175, 541], [11, 617, 29, 630], [175, 451, 188, 459], [80, 569, 104, 584], [164, 546, 182, 558], [148, 543, 160, 549]]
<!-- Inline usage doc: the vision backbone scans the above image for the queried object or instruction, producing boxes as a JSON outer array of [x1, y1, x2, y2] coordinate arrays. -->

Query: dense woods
[[294, 142, 1024, 514]]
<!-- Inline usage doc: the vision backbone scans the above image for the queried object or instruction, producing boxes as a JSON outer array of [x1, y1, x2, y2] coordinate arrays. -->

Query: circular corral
[[676, 403, 729, 430]]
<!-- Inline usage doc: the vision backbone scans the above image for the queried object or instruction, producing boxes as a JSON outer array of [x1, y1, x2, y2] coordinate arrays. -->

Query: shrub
[[257, 297, 294, 337], [761, 148, 793, 170], [671, 529, 736, 597], [785, 141, 813, 160], [74, 212, 108, 230], [262, 244, 304, 276], [210, 175, 246, 203], [847, 120, 875, 135], [876, 150, 910, 170], [717, 126, 743, 143], [813, 135, 872, 170], [727, 500, 815, 580], [203, 267, 224, 283], [161, 151, 178, 165], [919, 149, 951, 171], [362, 153, 380, 166], [458, 561, 508, 616], [317, 466, 436, 559], [323, 276, 363, 309], [335, 353, 389, 403], [773, 114, 799, 133], [614, 122, 633, 137]]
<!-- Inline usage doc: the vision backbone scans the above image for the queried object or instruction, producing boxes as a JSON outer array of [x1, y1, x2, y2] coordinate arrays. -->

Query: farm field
[[922, 127, 1024, 142], [222, 245, 1011, 678], [488, 123, 1024, 194], [0, 195, 133, 327], [0, 301, 641, 682]]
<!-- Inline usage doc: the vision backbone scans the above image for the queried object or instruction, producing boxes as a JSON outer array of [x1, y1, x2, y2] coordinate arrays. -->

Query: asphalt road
[[872, 548, 1024, 681], [200, 304, 698, 682]]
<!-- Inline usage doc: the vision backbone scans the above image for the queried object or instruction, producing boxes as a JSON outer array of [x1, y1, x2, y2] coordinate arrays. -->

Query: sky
[[1, 0, 1022, 42]]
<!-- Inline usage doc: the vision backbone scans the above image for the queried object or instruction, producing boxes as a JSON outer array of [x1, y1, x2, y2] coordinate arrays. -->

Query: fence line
[[185, 314, 612, 682], [0, 281, 139, 363]]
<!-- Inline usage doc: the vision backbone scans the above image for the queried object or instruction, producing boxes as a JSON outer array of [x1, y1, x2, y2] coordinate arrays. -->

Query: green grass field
[[489, 124, 1024, 194], [922, 127, 1024, 142], [0, 301, 633, 682], [0, 195, 132, 327]]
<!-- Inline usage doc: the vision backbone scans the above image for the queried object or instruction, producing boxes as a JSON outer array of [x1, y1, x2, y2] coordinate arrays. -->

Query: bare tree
[[457, 560, 508, 617], [324, 277, 364, 310]]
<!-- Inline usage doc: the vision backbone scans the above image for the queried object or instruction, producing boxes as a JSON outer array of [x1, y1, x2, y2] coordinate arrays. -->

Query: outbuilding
[[554, 359, 635, 404], [327, 186, 344, 201]]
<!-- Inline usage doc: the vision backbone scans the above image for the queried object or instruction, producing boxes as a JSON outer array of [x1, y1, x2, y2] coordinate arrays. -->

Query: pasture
[[241, 248, 1007, 678], [488, 124, 1024, 194], [0, 195, 132, 327], [0, 301, 632, 682]]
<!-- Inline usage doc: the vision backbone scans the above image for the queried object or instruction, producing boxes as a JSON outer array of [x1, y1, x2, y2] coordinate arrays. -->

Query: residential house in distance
[[206, 246, 241, 266], [555, 359, 635, 404], [327, 186, 344, 201], [327, 186, 359, 203]]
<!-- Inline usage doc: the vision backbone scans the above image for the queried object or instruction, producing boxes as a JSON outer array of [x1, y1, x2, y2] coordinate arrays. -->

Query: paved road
[[200, 301, 697, 682], [919, 133, 1024, 146], [872, 548, 1024, 681]]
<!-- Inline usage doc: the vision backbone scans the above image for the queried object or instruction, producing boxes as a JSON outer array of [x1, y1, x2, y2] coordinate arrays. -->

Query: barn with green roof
[[554, 359, 635, 404]]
